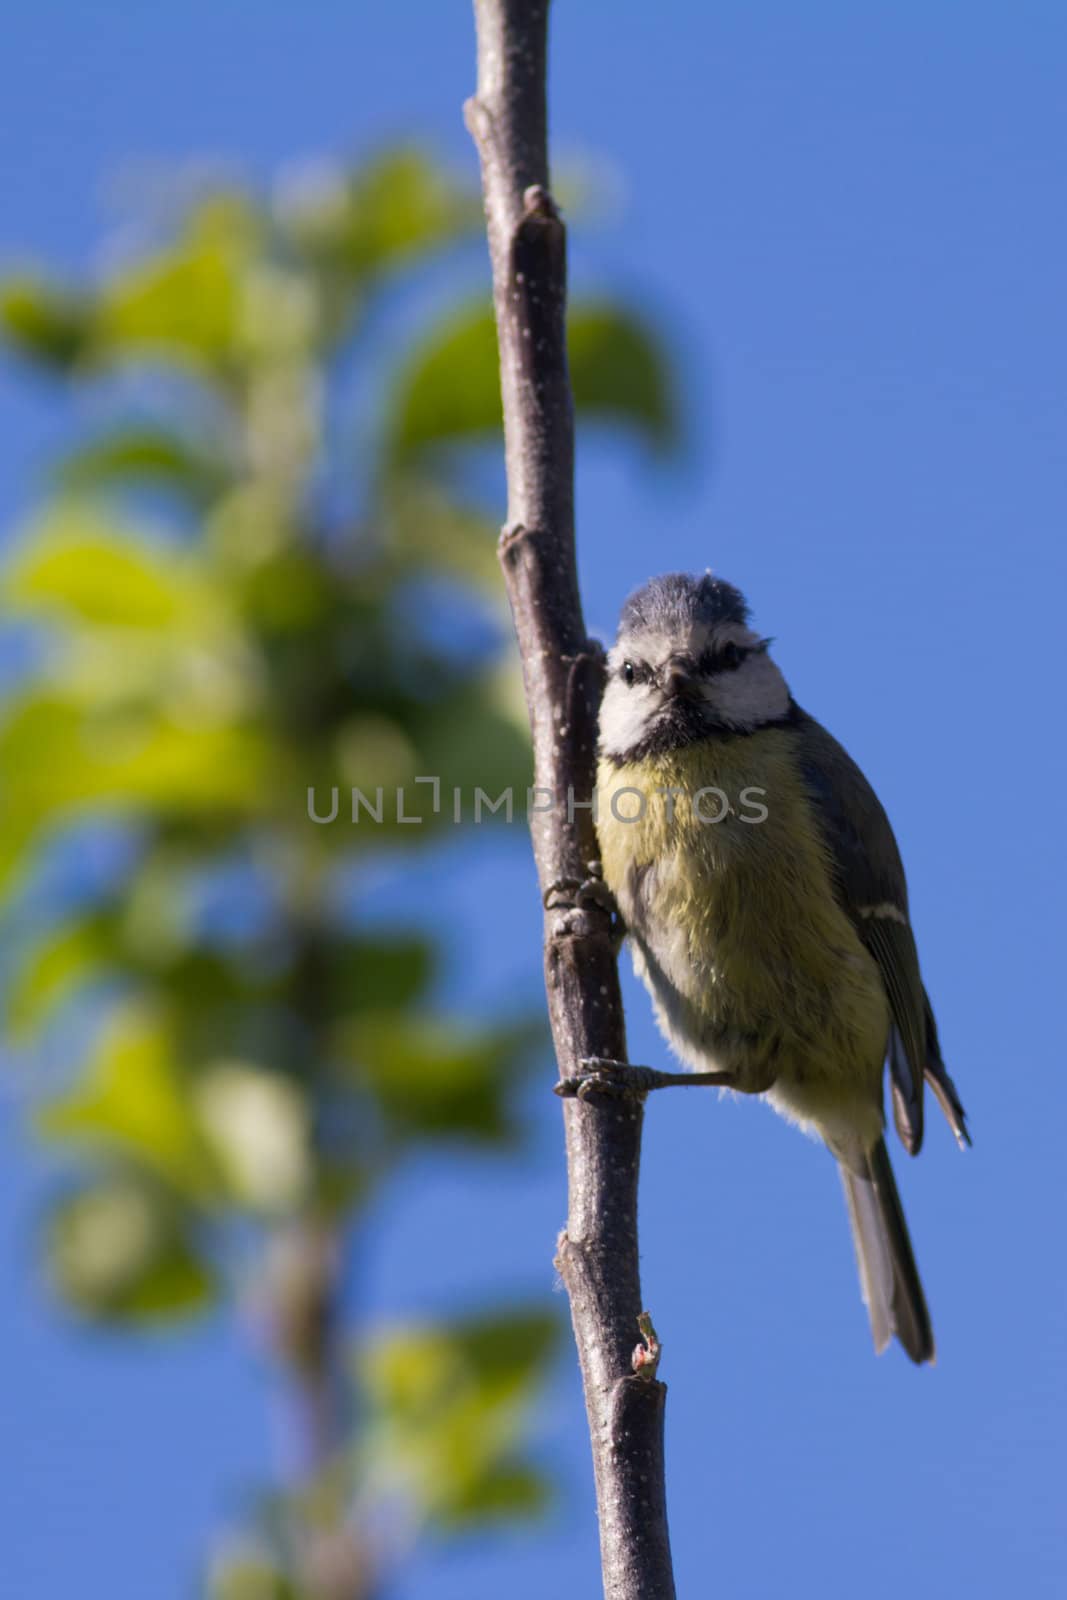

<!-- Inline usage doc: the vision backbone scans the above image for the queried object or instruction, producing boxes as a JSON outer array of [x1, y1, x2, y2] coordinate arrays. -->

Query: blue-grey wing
[[792, 708, 933, 1154]]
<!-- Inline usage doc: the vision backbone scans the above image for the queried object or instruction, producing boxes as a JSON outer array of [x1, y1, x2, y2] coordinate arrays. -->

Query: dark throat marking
[[600, 698, 801, 768]]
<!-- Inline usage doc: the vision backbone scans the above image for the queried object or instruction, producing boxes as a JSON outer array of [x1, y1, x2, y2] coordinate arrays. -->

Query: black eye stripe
[[619, 641, 768, 686], [699, 642, 747, 673]]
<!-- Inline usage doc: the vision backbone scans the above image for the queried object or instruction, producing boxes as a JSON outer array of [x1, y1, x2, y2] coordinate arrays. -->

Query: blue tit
[[588, 571, 969, 1364]]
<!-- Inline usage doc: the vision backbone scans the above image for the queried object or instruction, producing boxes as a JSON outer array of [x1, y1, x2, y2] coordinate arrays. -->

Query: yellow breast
[[595, 729, 888, 1121]]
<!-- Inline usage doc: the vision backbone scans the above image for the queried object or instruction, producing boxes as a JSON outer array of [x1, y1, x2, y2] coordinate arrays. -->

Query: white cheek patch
[[598, 677, 661, 759], [699, 651, 790, 731]]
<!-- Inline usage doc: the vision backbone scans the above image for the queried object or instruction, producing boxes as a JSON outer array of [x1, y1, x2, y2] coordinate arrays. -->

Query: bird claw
[[554, 1057, 644, 1101], [543, 868, 624, 948]]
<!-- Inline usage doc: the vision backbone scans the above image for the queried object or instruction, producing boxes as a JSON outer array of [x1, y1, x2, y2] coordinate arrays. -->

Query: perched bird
[[588, 571, 969, 1364]]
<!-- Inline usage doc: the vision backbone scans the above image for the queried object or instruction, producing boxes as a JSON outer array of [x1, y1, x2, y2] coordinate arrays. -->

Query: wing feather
[[793, 709, 930, 1152]]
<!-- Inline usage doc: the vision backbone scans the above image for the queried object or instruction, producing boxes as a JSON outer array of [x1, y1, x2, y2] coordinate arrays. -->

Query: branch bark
[[466, 5, 676, 1596]]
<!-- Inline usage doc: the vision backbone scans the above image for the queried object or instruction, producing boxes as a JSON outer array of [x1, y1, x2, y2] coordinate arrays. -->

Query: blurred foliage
[[0, 145, 677, 1598], [359, 1307, 558, 1527], [386, 299, 674, 464]]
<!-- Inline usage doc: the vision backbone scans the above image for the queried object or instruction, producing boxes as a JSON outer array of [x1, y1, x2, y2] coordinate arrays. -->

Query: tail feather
[[839, 1137, 934, 1364], [923, 992, 971, 1150]]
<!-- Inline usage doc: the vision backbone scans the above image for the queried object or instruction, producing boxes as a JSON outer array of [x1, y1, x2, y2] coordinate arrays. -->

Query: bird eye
[[622, 660, 636, 687], [719, 642, 744, 671]]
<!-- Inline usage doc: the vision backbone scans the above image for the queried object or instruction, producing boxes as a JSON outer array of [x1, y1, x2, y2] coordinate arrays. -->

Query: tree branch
[[466, 5, 676, 1596]]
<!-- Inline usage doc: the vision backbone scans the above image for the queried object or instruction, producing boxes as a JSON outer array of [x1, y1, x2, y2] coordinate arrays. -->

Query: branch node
[[498, 519, 536, 557], [462, 94, 493, 150], [632, 1312, 663, 1382], [522, 182, 562, 225]]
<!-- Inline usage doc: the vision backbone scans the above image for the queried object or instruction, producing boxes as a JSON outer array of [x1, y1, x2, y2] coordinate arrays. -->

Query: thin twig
[[466, 5, 676, 1596]]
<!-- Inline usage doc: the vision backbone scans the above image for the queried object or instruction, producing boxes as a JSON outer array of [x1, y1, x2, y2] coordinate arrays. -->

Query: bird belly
[[596, 735, 889, 1145]]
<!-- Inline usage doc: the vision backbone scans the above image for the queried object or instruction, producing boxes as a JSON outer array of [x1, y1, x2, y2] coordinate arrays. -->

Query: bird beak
[[662, 658, 697, 698]]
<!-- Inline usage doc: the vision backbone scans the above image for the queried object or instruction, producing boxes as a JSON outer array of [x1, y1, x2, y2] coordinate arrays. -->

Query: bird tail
[[838, 1136, 935, 1364]]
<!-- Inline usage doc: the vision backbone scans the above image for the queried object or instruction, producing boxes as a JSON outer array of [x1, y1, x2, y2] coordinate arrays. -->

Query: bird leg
[[555, 1057, 752, 1101]]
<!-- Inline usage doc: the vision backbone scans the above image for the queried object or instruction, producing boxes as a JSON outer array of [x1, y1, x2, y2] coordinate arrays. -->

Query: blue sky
[[2, 2, 1066, 1597]]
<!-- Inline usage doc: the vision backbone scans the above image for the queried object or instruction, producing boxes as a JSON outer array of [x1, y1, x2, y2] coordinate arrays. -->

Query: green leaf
[[383, 303, 499, 464], [445, 1464, 549, 1525], [4, 513, 215, 629], [235, 547, 337, 635], [278, 148, 481, 283], [6, 911, 118, 1039], [46, 1173, 216, 1323], [38, 1004, 219, 1198], [569, 305, 677, 448], [208, 1545, 298, 1600], [385, 298, 676, 464], [0, 693, 268, 895], [295, 663, 533, 852], [53, 427, 230, 504], [331, 934, 436, 1015], [337, 1014, 542, 1144], [406, 664, 533, 813], [90, 198, 260, 371], [136, 946, 284, 1011], [381, 484, 501, 590], [357, 1307, 559, 1531], [0, 275, 92, 369]]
